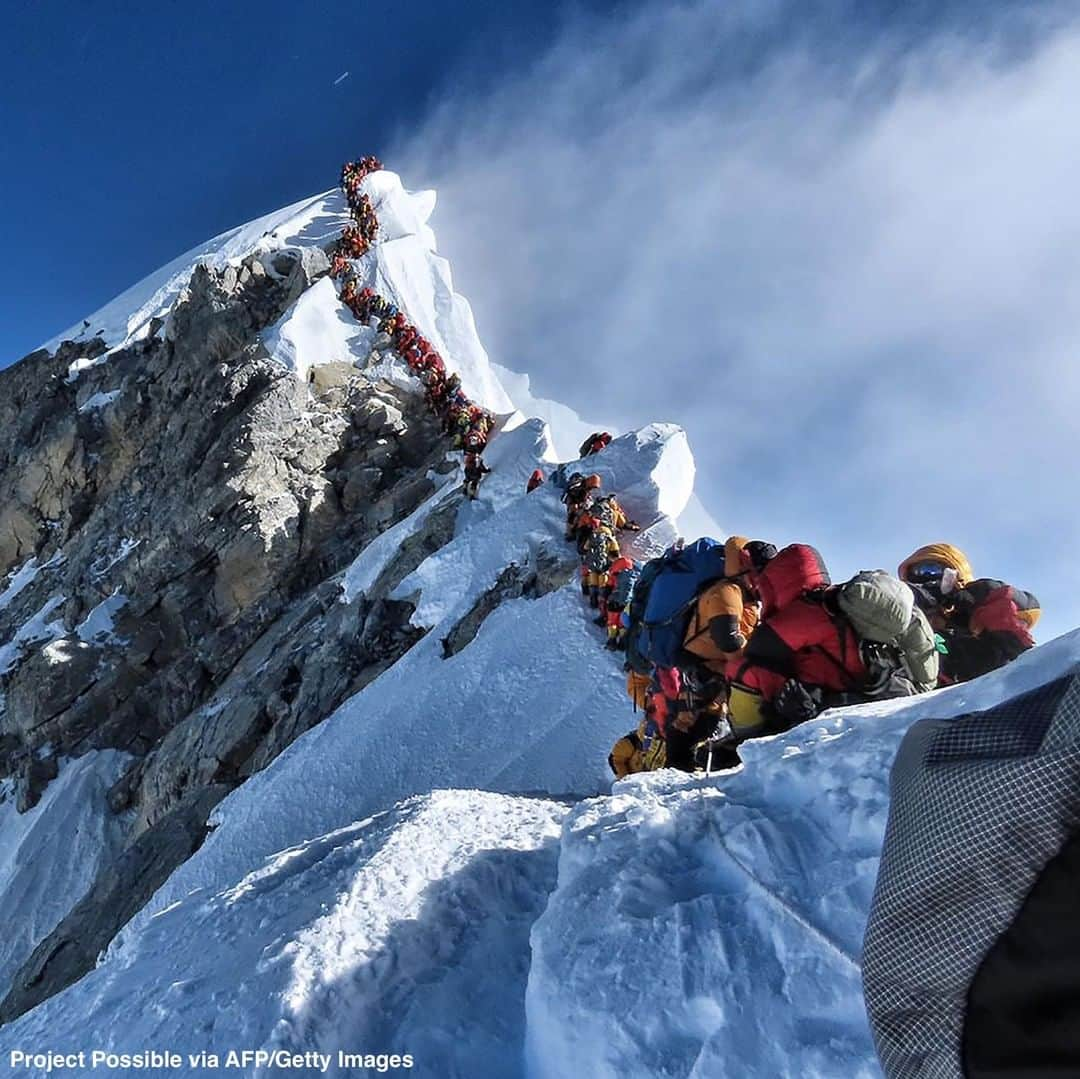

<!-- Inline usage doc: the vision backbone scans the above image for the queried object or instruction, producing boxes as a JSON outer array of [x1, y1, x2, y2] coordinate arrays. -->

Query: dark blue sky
[[0, 0, 631, 363], [1, 0, 1035, 365]]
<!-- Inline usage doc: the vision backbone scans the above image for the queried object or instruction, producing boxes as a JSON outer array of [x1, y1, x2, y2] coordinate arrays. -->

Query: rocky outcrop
[[441, 546, 576, 658], [0, 247, 466, 1018]]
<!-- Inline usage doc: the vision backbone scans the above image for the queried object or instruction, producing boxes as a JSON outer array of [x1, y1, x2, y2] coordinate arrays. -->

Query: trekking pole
[[705, 741, 714, 776]]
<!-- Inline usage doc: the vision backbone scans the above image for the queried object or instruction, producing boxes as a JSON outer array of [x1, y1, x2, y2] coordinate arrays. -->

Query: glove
[[774, 679, 823, 724]]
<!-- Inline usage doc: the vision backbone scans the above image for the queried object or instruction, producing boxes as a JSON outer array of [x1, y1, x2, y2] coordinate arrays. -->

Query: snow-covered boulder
[[525, 629, 1080, 1078]]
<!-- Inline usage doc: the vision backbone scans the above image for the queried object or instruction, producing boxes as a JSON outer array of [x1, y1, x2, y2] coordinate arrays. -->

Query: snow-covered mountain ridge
[[0, 168, 691, 1037], [0, 167, 1076, 1077]]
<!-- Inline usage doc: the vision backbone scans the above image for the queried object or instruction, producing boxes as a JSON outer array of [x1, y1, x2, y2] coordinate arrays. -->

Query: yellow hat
[[898, 543, 974, 587]]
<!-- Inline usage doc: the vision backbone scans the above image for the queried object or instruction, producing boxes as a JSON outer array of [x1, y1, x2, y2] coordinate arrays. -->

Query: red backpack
[[756, 544, 831, 618]]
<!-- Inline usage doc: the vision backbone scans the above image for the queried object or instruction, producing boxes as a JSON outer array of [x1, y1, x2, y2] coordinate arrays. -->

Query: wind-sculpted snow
[[493, 364, 723, 540], [259, 168, 514, 415], [525, 630, 1080, 1079], [555, 422, 694, 536], [348, 228, 514, 415], [0, 752, 128, 999], [0, 791, 566, 1079], [262, 277, 372, 384]]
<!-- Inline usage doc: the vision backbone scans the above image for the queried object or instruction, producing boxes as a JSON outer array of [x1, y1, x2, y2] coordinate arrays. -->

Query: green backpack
[[837, 570, 938, 689]]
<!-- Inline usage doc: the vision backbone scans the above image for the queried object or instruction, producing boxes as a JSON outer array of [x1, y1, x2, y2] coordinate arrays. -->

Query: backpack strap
[[812, 606, 905, 695], [809, 643, 861, 692], [800, 590, 863, 691]]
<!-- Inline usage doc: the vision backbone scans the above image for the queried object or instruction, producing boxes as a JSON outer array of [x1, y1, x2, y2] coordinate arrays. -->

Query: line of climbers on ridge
[[526, 453, 1042, 779], [618, 538, 1039, 777], [328, 155, 496, 500], [326, 156, 1042, 776]]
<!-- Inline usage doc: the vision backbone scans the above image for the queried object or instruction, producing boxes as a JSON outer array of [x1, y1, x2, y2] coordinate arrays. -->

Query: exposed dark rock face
[[0, 247, 466, 1018], [441, 546, 576, 658], [0, 784, 229, 1025]]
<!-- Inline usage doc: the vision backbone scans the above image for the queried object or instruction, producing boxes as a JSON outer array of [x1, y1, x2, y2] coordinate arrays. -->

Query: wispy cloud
[[395, 0, 1080, 640]]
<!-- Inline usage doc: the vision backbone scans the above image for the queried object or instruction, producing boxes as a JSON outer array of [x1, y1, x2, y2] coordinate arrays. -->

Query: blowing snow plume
[[394, 0, 1080, 642]]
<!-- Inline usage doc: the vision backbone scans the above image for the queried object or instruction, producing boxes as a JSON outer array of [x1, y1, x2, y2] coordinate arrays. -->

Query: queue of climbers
[[329, 155, 497, 498], [325, 153, 1044, 786], [588, 523, 1042, 780]]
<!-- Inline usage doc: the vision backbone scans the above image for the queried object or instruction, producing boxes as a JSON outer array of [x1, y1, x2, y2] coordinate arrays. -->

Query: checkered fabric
[[862, 672, 1080, 1078]]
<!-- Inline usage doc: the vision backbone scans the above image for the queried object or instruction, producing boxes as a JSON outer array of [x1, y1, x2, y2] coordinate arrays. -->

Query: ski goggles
[[904, 561, 961, 595], [903, 561, 949, 584]]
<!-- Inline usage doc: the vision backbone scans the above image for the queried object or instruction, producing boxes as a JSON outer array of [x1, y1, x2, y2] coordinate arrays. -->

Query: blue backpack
[[609, 562, 642, 609], [624, 538, 729, 674]]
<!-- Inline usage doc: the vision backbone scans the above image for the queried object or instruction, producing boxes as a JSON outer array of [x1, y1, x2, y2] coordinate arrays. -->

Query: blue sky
[[0, 0, 627, 363], [4, 0, 1078, 640]]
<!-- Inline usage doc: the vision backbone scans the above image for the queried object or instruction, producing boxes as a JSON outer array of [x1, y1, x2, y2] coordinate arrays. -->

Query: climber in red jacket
[[393, 322, 416, 351], [944, 579, 1040, 682], [897, 545, 1041, 684], [727, 545, 865, 740], [526, 469, 545, 494], [463, 428, 488, 454], [578, 432, 613, 457]]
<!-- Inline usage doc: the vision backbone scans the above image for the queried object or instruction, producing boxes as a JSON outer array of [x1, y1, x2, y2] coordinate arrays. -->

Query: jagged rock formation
[[0, 246, 468, 1016], [442, 550, 573, 658]]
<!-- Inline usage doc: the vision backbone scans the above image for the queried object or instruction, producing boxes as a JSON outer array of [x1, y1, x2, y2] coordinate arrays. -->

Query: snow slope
[[492, 362, 724, 541], [41, 190, 347, 357], [262, 277, 371, 385], [3, 620, 1077, 1076], [526, 631, 1080, 1079], [119, 418, 690, 937], [0, 752, 129, 999], [259, 170, 514, 415], [347, 173, 514, 414], [0, 791, 566, 1079]]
